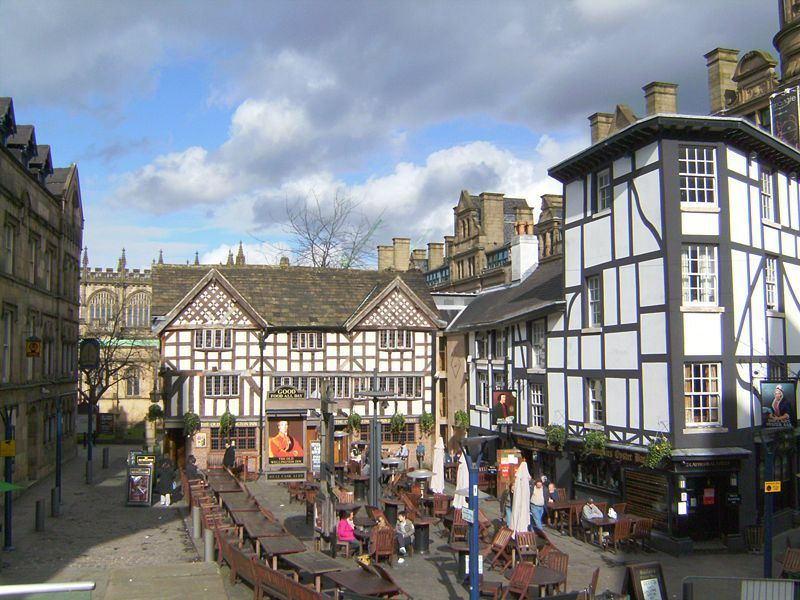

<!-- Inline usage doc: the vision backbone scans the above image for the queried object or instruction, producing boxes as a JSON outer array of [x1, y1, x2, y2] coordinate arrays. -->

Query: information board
[[311, 441, 321, 473], [126, 465, 153, 506], [622, 562, 667, 600]]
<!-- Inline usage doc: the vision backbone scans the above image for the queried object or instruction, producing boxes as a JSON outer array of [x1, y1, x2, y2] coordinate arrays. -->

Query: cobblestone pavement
[[0, 446, 789, 599]]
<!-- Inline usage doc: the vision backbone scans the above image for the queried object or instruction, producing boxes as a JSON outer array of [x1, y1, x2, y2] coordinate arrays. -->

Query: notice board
[[126, 465, 153, 506], [622, 562, 667, 600]]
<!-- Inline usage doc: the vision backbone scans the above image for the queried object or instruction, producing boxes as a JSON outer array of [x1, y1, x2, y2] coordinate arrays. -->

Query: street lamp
[[460, 434, 498, 600], [257, 330, 268, 475], [79, 338, 100, 484], [354, 374, 393, 509]]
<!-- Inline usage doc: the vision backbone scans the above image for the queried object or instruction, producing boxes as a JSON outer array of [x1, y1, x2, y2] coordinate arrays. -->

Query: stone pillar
[[392, 238, 410, 272], [377, 246, 394, 271], [705, 48, 739, 114], [588, 112, 615, 144], [427, 242, 444, 270]]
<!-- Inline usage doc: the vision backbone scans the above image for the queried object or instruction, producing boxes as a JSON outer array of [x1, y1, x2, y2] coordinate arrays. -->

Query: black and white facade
[[548, 114, 800, 545]]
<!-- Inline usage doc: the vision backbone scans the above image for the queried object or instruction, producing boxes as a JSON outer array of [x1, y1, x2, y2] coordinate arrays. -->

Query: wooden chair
[[367, 505, 390, 525], [780, 547, 800, 578], [449, 508, 468, 543], [481, 527, 514, 573], [399, 491, 421, 520], [576, 567, 600, 600], [540, 549, 568, 593], [556, 488, 567, 502], [631, 517, 653, 551], [369, 527, 396, 566], [478, 508, 495, 543], [478, 575, 504, 600], [432, 493, 450, 526], [596, 502, 608, 516], [612, 502, 627, 515], [503, 561, 536, 600], [514, 531, 538, 564], [287, 482, 305, 504], [336, 538, 358, 558], [604, 517, 633, 553]]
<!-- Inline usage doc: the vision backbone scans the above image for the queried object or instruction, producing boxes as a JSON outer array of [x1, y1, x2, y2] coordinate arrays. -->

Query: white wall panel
[[614, 155, 632, 178], [683, 312, 722, 356], [604, 331, 638, 370], [790, 177, 799, 230], [642, 362, 669, 431], [736, 363, 754, 430], [567, 336, 579, 369], [547, 373, 565, 422], [732, 249, 752, 356], [628, 379, 641, 430], [750, 184, 763, 249], [638, 258, 665, 307], [567, 376, 584, 423], [786, 263, 800, 354], [750, 254, 768, 356], [583, 217, 612, 268], [728, 178, 750, 245], [768, 316, 786, 355], [635, 142, 659, 169], [681, 211, 719, 237], [782, 232, 797, 258], [619, 265, 638, 324], [640, 312, 666, 354], [547, 337, 564, 369], [727, 147, 747, 176], [764, 224, 781, 254], [565, 227, 582, 289], [603, 269, 618, 327], [778, 172, 790, 225], [632, 170, 662, 255], [567, 292, 582, 330], [606, 377, 627, 427], [565, 180, 585, 225], [613, 184, 630, 260], [581, 334, 601, 370], [550, 313, 564, 333]]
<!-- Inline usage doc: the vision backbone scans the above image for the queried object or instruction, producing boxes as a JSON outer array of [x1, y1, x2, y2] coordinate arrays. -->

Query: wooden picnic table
[[232, 510, 286, 553], [281, 550, 345, 592], [219, 491, 259, 512], [584, 516, 617, 545], [206, 474, 242, 494], [259, 535, 307, 569], [504, 562, 566, 595], [326, 568, 400, 599]]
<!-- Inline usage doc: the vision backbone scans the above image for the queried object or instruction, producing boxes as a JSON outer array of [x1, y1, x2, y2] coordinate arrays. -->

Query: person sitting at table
[[337, 510, 361, 554], [395, 511, 415, 562], [185, 454, 206, 481], [396, 442, 409, 467], [582, 498, 604, 521], [546, 482, 559, 526]]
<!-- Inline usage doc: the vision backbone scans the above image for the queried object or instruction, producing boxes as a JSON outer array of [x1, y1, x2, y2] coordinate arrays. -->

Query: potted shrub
[[454, 410, 470, 430], [390, 412, 406, 434], [184, 411, 201, 437], [146, 403, 164, 422], [219, 410, 236, 438], [645, 434, 672, 468], [347, 411, 362, 434], [544, 423, 566, 451], [419, 411, 435, 437], [583, 430, 606, 456]]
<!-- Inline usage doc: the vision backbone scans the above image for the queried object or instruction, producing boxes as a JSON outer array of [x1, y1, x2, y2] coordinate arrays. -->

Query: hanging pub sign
[[771, 87, 800, 149], [760, 380, 797, 428], [492, 390, 517, 427], [268, 417, 306, 466], [126, 465, 153, 506], [25, 336, 42, 358]]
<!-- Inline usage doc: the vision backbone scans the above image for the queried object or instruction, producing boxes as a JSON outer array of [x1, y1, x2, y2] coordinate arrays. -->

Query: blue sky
[[1, 0, 776, 269]]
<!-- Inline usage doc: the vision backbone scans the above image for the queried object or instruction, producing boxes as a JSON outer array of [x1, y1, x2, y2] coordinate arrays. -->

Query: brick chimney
[[643, 81, 678, 115], [705, 48, 739, 113], [377, 245, 394, 270], [427, 242, 444, 270], [479, 192, 505, 246], [589, 112, 615, 144], [392, 238, 410, 272], [514, 206, 534, 235]]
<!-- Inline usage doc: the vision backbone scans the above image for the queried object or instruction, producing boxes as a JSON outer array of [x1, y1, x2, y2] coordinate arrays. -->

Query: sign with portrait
[[268, 417, 306, 465], [126, 465, 153, 506], [760, 380, 797, 428], [194, 432, 208, 448], [492, 390, 517, 427], [771, 87, 800, 149]]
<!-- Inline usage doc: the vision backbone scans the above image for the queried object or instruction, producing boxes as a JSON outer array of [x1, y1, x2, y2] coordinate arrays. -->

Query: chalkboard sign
[[622, 562, 667, 600], [126, 465, 153, 506]]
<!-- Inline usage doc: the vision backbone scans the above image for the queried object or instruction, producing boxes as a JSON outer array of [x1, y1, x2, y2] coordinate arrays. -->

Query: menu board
[[126, 465, 153, 506], [622, 562, 667, 600], [311, 441, 322, 473]]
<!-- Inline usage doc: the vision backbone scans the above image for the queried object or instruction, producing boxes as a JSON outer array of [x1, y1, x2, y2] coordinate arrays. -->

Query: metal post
[[102, 447, 109, 469], [191, 504, 201, 540], [465, 452, 481, 600], [764, 439, 775, 578], [3, 408, 14, 551], [35, 499, 45, 532], [369, 397, 381, 509], [51, 488, 59, 518], [55, 397, 62, 504], [86, 386, 94, 484], [258, 334, 265, 475], [203, 527, 215, 562]]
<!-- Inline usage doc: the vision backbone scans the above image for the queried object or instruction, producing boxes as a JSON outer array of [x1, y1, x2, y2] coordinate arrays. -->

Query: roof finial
[[157, 249, 164, 265], [194, 251, 200, 265], [226, 249, 234, 266], [118, 248, 127, 272], [235, 241, 246, 266], [82, 246, 88, 268]]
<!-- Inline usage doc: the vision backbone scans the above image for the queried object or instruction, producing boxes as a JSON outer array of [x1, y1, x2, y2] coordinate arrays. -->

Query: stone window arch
[[125, 291, 150, 328], [88, 290, 116, 324]]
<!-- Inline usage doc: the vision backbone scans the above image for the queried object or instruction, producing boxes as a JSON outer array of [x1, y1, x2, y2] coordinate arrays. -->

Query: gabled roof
[[151, 264, 439, 329], [344, 276, 442, 330], [447, 258, 564, 332]]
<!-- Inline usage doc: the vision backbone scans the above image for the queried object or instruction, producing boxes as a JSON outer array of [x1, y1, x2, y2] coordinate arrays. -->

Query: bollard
[[191, 504, 201, 540], [50, 487, 60, 517], [86, 461, 93, 484], [102, 447, 109, 469], [35, 499, 45, 532], [203, 527, 215, 562]]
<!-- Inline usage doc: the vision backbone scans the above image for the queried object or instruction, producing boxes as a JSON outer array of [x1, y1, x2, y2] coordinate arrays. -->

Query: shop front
[[512, 433, 571, 494]]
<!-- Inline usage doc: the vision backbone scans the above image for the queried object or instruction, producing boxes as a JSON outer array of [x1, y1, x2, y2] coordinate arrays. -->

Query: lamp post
[[354, 373, 392, 509], [79, 338, 100, 484], [460, 434, 498, 600], [257, 330, 268, 475]]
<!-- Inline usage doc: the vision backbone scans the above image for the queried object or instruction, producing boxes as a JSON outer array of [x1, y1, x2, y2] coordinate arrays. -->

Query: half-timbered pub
[[150, 263, 442, 479]]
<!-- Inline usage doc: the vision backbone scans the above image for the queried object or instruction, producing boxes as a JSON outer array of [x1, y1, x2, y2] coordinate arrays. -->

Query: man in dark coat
[[223, 440, 236, 471]]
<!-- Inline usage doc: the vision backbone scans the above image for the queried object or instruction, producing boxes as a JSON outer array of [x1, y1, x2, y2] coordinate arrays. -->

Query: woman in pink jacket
[[337, 511, 360, 554]]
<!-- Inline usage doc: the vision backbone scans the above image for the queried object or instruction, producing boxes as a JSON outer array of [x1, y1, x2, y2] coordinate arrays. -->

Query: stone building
[[0, 97, 83, 485], [78, 249, 159, 432]]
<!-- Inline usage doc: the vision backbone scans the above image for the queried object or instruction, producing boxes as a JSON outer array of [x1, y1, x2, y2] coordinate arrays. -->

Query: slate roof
[[447, 258, 564, 331], [151, 264, 439, 328], [45, 167, 71, 196]]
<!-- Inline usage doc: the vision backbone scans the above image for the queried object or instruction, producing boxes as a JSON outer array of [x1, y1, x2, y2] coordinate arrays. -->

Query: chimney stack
[[392, 238, 410, 272], [589, 112, 615, 144], [377, 245, 394, 271], [643, 81, 678, 115], [705, 48, 739, 113], [427, 242, 444, 270], [444, 236, 455, 258]]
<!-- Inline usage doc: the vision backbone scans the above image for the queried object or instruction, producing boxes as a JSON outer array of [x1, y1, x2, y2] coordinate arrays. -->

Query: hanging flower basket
[[347, 412, 362, 434], [390, 412, 406, 434], [184, 411, 201, 437], [583, 430, 607, 456], [219, 411, 236, 438], [454, 410, 470, 430], [146, 403, 164, 423], [419, 411, 435, 437], [644, 434, 672, 468], [544, 423, 565, 451]]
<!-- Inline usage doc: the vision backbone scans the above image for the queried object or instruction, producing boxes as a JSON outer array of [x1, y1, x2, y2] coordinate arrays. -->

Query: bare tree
[[285, 190, 381, 268]]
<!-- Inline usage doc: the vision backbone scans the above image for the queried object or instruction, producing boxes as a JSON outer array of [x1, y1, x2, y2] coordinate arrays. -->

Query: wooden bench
[[215, 531, 258, 591], [253, 559, 333, 600]]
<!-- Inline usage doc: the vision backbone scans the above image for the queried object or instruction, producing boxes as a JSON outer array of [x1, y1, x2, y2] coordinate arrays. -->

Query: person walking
[[530, 479, 545, 529], [416, 441, 425, 469], [156, 459, 175, 506]]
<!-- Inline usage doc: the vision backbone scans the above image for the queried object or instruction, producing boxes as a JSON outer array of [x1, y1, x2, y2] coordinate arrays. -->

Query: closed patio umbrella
[[452, 452, 469, 509], [509, 460, 531, 537], [431, 437, 445, 495]]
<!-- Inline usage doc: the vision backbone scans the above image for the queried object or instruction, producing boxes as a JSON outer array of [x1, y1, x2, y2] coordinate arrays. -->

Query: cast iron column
[[369, 397, 381, 508], [464, 450, 481, 600], [3, 406, 14, 550]]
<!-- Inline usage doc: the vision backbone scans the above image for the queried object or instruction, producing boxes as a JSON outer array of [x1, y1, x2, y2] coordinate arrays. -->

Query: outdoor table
[[584, 516, 616, 545], [407, 469, 433, 498], [412, 516, 438, 555], [326, 568, 400, 599], [233, 511, 286, 553], [334, 463, 347, 486], [449, 541, 489, 581], [259, 535, 307, 569], [382, 497, 405, 525], [220, 492, 259, 513], [335, 502, 361, 516], [504, 562, 566, 595], [354, 514, 375, 529], [207, 475, 242, 494], [350, 474, 369, 502], [281, 550, 344, 592], [546, 499, 579, 533]]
